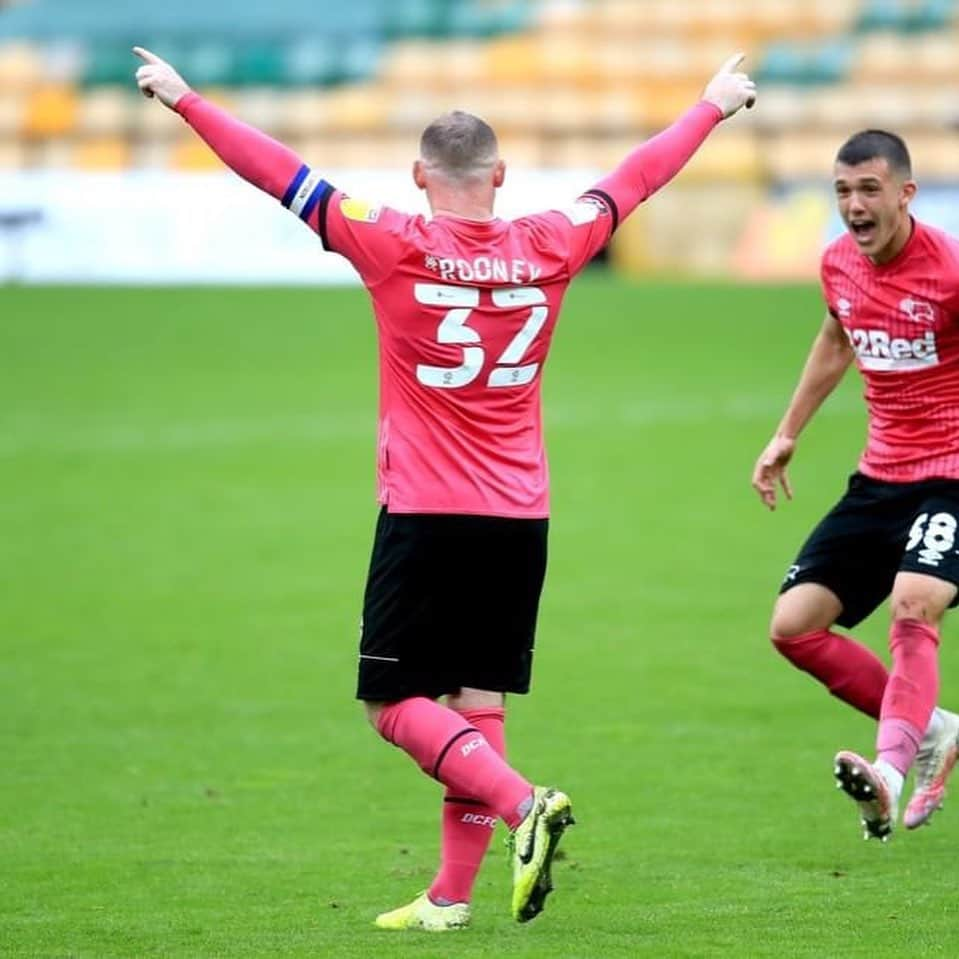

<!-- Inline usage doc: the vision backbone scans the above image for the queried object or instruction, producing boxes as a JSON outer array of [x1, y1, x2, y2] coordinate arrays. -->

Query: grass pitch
[[2, 277, 957, 958]]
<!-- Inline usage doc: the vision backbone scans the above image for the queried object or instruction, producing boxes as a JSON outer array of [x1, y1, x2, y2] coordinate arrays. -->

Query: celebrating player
[[752, 130, 959, 842], [135, 45, 756, 926]]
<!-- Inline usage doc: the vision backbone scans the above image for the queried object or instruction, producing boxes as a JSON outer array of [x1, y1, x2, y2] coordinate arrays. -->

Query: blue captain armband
[[281, 165, 332, 223]]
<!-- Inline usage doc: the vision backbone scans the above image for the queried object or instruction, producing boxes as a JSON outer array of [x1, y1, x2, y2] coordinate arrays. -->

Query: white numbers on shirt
[[414, 283, 548, 390], [413, 284, 483, 389], [906, 511, 958, 567]]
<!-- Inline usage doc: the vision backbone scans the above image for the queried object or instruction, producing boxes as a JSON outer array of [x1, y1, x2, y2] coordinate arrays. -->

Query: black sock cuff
[[431, 727, 479, 780]]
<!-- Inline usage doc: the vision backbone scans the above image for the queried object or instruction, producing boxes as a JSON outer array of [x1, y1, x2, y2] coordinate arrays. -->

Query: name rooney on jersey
[[425, 254, 544, 285]]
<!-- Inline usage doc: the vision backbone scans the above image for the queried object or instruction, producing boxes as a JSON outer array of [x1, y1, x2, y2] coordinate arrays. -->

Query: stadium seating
[[0, 0, 958, 181]]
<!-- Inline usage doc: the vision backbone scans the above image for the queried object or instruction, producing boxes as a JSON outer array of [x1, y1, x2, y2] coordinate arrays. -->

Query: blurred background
[[2, 0, 959, 282]]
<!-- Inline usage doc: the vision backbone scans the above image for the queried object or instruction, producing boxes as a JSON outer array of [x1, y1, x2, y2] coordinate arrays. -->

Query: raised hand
[[752, 435, 795, 511], [133, 46, 191, 110], [703, 53, 757, 118]]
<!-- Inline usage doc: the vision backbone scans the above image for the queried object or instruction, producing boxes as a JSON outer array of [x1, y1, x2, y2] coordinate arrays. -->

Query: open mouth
[[849, 220, 876, 244]]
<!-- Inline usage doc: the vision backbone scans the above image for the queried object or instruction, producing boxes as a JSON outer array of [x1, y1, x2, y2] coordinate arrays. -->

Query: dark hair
[[836, 129, 912, 177], [419, 111, 498, 177]]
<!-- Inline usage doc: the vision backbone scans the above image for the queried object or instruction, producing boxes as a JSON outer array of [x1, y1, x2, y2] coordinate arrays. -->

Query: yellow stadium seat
[[133, 139, 173, 169], [0, 42, 43, 92], [439, 41, 487, 88], [381, 41, 445, 88], [752, 86, 813, 130], [807, 84, 918, 132], [379, 134, 418, 168], [485, 36, 542, 86], [193, 88, 235, 113], [282, 90, 332, 137], [750, 0, 809, 37], [0, 138, 27, 168], [765, 132, 839, 181], [324, 84, 388, 134], [301, 134, 398, 169], [22, 84, 78, 138], [800, 0, 862, 38], [545, 135, 597, 169], [538, 1, 592, 36], [910, 87, 959, 128], [913, 34, 959, 83], [852, 33, 912, 85], [594, 40, 646, 85], [233, 88, 284, 138], [588, 88, 648, 133], [170, 137, 224, 171], [134, 93, 182, 138], [463, 88, 542, 134], [496, 132, 541, 168], [72, 136, 131, 170], [638, 83, 707, 129], [660, 127, 762, 184], [33, 138, 73, 168], [597, 0, 687, 35], [0, 92, 23, 136], [537, 88, 596, 135], [77, 87, 131, 137], [909, 132, 959, 180]]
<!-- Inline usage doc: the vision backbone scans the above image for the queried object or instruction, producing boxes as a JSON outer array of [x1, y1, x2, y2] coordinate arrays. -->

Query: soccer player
[[752, 129, 959, 842], [135, 46, 756, 926]]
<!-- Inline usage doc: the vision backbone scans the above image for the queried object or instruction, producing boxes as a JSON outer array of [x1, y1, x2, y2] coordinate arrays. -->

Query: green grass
[[2, 278, 956, 958]]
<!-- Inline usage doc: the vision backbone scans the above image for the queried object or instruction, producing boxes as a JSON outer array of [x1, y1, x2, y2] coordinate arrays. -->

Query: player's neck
[[870, 215, 914, 266], [426, 187, 496, 222], [430, 204, 496, 222]]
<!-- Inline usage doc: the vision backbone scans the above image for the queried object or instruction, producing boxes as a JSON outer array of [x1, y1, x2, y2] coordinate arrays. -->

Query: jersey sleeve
[[540, 195, 616, 276], [586, 101, 722, 225], [939, 232, 959, 315], [531, 101, 722, 277], [281, 175, 412, 286], [819, 247, 841, 318], [176, 92, 320, 205]]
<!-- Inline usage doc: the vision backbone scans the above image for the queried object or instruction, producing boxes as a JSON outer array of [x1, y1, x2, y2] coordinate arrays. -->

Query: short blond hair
[[419, 110, 499, 179]]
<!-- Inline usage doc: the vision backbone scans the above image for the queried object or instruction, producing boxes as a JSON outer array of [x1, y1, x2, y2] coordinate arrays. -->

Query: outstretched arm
[[588, 54, 757, 224], [751, 312, 855, 511], [134, 46, 305, 203]]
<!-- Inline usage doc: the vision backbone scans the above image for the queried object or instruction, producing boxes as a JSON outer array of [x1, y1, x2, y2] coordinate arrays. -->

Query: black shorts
[[356, 508, 548, 702], [780, 471, 959, 628]]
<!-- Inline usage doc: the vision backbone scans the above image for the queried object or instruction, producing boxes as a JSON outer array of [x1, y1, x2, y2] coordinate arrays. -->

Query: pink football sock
[[772, 629, 888, 717], [877, 619, 940, 776], [376, 697, 532, 829], [428, 707, 505, 905]]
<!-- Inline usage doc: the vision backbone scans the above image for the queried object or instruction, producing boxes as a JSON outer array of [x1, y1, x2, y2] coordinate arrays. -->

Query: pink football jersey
[[174, 92, 723, 514], [821, 219, 959, 481], [315, 187, 615, 516]]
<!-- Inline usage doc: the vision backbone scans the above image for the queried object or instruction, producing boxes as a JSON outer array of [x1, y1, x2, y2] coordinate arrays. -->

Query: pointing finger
[[719, 52, 745, 74], [132, 46, 162, 65]]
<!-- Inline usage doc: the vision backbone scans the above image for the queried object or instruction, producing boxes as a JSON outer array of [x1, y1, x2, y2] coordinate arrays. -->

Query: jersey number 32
[[414, 283, 548, 390]]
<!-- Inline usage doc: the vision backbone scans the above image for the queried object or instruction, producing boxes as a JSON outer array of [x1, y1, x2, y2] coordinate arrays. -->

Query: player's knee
[[769, 583, 841, 645], [890, 594, 939, 625], [769, 607, 814, 645]]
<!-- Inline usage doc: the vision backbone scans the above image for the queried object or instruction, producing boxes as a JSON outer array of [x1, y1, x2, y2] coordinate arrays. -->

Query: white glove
[[703, 53, 757, 119], [133, 46, 191, 110]]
